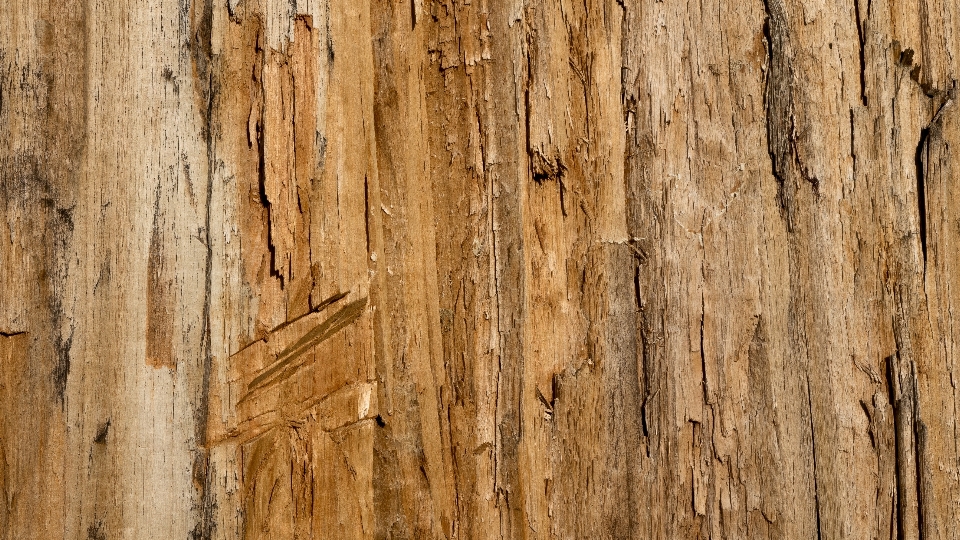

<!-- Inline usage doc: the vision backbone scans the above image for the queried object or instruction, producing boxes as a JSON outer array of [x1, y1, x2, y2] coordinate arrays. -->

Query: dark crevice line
[[254, 43, 282, 290], [850, 109, 857, 183], [633, 263, 643, 313], [887, 336, 922, 540], [806, 374, 823, 540], [914, 416, 927, 539], [559, 178, 567, 217], [523, 22, 535, 185], [914, 89, 956, 279], [914, 127, 929, 272], [889, 353, 906, 540], [364, 174, 371, 256], [854, 0, 868, 106], [908, 356, 927, 538], [634, 263, 650, 443], [761, 0, 795, 229], [231, 289, 350, 359], [244, 297, 368, 393], [312, 289, 351, 312], [699, 286, 708, 407]]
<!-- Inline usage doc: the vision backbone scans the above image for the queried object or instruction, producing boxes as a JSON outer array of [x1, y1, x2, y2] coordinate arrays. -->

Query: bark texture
[[2, 0, 959, 538]]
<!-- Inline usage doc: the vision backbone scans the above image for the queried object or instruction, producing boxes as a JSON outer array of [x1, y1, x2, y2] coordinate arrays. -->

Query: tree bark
[[2, 0, 958, 538]]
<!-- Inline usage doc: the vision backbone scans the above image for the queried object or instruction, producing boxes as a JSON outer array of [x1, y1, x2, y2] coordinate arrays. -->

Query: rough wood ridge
[[2, 0, 959, 538]]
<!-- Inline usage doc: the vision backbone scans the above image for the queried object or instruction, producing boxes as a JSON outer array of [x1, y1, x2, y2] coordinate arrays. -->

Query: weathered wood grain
[[2, 0, 960, 538]]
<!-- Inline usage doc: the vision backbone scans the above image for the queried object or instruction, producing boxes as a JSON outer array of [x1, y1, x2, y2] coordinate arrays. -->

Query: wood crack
[[244, 297, 368, 394], [805, 374, 823, 540], [915, 126, 929, 271], [761, 0, 797, 230], [853, 0, 867, 106], [887, 346, 921, 539], [914, 84, 955, 277]]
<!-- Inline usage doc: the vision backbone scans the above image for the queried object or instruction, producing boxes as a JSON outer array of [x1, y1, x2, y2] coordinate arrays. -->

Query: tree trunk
[[2, 0, 958, 538]]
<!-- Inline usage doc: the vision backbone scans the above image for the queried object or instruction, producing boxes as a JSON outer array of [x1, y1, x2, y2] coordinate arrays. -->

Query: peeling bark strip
[[5, 0, 960, 537]]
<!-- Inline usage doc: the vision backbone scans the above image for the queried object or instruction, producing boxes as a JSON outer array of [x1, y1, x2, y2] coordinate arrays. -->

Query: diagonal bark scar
[[244, 297, 368, 394]]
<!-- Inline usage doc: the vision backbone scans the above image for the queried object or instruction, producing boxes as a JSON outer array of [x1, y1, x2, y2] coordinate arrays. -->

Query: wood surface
[[2, 0, 959, 538]]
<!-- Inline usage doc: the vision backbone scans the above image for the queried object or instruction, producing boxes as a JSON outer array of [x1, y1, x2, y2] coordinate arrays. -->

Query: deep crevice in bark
[[634, 263, 650, 444], [364, 174, 371, 255], [761, 0, 796, 230], [849, 109, 857, 181], [699, 289, 708, 407], [887, 346, 922, 540], [853, 0, 868, 106], [806, 375, 824, 540], [914, 127, 929, 270], [256, 95, 283, 289], [914, 416, 929, 538]]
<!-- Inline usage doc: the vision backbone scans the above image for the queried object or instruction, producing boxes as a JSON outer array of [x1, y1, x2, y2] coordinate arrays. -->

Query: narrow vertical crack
[[523, 22, 534, 185], [806, 374, 823, 539], [887, 339, 922, 540], [699, 281, 708, 407], [633, 263, 650, 444], [914, 88, 956, 279], [849, 109, 857, 180], [853, 0, 868, 106], [914, 410, 928, 538], [914, 127, 929, 272], [364, 174, 371, 256]]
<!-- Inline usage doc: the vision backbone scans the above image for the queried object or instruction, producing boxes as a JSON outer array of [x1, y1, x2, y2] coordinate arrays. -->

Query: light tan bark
[[2, 0, 959, 538]]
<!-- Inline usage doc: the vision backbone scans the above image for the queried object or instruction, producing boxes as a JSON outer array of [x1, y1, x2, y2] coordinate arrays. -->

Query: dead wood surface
[[2, 0, 960, 538]]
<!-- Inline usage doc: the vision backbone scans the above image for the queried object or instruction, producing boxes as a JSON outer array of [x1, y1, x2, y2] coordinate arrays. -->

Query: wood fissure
[[761, 0, 798, 229], [245, 297, 367, 393]]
